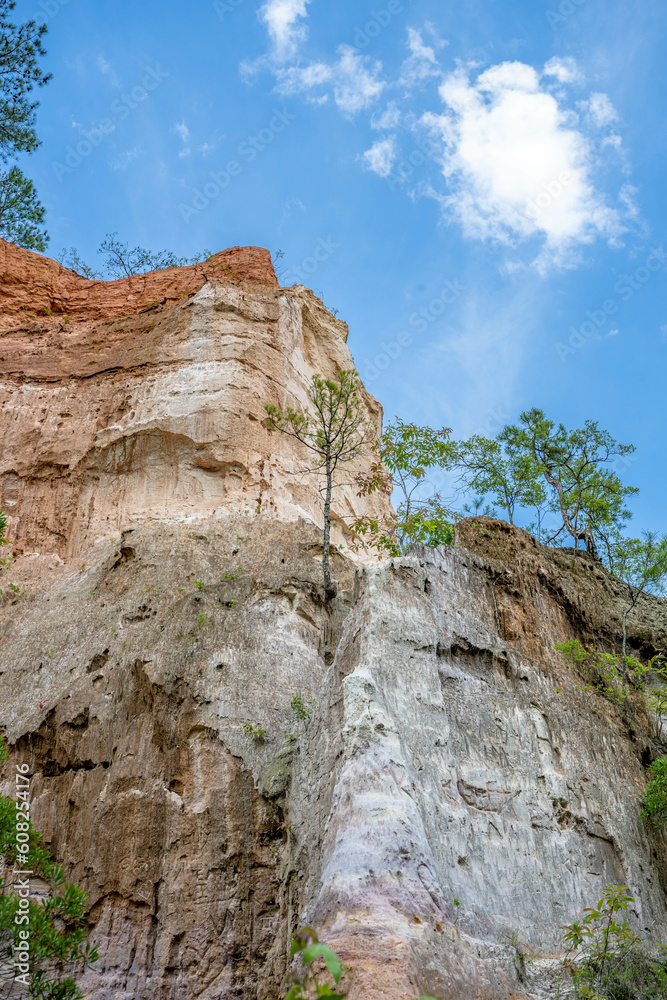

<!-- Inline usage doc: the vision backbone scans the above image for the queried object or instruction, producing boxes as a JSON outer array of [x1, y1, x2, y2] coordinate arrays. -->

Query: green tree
[[266, 371, 373, 596], [453, 435, 545, 526], [353, 418, 456, 555], [0, 164, 47, 249], [0, 0, 50, 160], [608, 532, 667, 678], [500, 409, 637, 559], [0, 1, 50, 250], [0, 789, 98, 998]]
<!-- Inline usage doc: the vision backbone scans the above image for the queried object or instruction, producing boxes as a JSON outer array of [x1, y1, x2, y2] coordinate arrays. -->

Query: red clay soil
[[0, 240, 278, 328]]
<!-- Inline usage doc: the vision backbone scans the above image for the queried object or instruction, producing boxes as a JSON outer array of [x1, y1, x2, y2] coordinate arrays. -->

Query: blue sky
[[17, 0, 667, 533]]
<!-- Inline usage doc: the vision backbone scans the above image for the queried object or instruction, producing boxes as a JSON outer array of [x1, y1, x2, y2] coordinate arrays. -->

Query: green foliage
[[0, 0, 51, 160], [0, 1, 50, 249], [282, 927, 346, 1000], [642, 758, 667, 827], [453, 435, 546, 526], [0, 792, 98, 998], [266, 371, 373, 593], [0, 508, 6, 543], [290, 692, 314, 724], [243, 722, 267, 741], [561, 884, 667, 1000], [610, 533, 667, 597], [608, 533, 667, 674], [0, 164, 47, 249], [500, 409, 637, 558], [195, 581, 206, 591], [197, 612, 209, 629], [353, 418, 456, 554]]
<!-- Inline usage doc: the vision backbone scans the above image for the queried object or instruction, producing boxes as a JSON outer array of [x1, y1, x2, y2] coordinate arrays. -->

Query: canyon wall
[[1, 245, 666, 1000], [0, 240, 388, 557]]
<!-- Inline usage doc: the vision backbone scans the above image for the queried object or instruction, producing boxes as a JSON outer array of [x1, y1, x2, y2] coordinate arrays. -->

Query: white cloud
[[362, 137, 397, 177], [543, 56, 583, 85], [96, 54, 120, 88], [372, 101, 403, 131], [585, 92, 618, 127], [423, 60, 624, 267], [172, 121, 191, 143], [260, 0, 310, 61], [277, 46, 384, 116], [399, 26, 444, 87], [333, 46, 385, 114], [110, 146, 141, 170]]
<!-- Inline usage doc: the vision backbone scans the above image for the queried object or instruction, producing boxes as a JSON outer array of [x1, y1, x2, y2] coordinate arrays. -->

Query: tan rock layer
[[0, 246, 391, 557]]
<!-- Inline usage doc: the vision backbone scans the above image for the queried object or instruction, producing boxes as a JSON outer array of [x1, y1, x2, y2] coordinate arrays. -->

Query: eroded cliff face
[[0, 240, 388, 557], [1, 246, 666, 1000]]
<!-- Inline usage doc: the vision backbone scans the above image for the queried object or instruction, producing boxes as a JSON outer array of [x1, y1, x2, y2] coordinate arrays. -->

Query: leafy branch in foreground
[[271, 927, 437, 1000], [0, 791, 98, 998], [266, 371, 374, 595], [560, 884, 667, 999], [353, 418, 456, 555]]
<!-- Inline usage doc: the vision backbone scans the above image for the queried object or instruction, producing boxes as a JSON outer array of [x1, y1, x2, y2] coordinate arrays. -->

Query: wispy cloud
[[277, 46, 385, 116], [96, 54, 120, 88], [399, 25, 445, 88]]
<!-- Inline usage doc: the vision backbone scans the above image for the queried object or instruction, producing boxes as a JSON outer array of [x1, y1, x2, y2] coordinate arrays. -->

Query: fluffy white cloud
[[423, 60, 623, 266], [277, 46, 384, 116], [362, 136, 397, 177], [543, 56, 583, 84], [260, 0, 310, 61]]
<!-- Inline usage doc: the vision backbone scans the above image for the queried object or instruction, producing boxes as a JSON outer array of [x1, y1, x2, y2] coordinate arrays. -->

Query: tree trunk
[[622, 606, 629, 694], [322, 449, 335, 597]]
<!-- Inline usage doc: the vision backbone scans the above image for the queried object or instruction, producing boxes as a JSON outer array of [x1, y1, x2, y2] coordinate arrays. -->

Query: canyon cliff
[[1, 242, 666, 1000]]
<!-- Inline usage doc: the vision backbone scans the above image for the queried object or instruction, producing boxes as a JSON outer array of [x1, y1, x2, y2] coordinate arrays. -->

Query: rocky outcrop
[[0, 242, 389, 557], [1, 246, 666, 1000], [1, 519, 666, 1000]]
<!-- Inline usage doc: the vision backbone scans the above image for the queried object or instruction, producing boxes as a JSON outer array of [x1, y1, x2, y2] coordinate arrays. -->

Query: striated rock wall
[[1, 519, 666, 999], [0, 242, 389, 557], [1, 246, 666, 1000]]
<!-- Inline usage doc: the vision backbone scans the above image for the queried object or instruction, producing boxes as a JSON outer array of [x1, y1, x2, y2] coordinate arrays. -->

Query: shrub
[[561, 884, 667, 999], [643, 758, 667, 827]]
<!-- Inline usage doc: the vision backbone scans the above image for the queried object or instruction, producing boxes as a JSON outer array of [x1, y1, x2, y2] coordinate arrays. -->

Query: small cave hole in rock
[[169, 779, 184, 796]]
